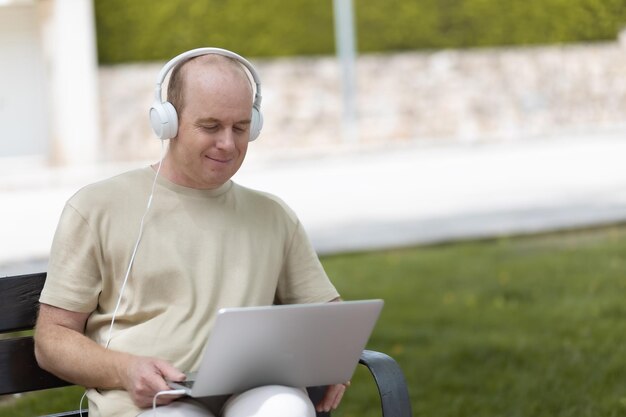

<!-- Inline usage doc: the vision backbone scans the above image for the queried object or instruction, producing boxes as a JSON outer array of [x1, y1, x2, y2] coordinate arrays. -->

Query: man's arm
[[34, 303, 185, 408]]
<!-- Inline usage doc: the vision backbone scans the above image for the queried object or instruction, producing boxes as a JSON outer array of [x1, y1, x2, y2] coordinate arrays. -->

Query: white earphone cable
[[79, 141, 168, 416], [152, 389, 187, 415], [104, 141, 167, 349]]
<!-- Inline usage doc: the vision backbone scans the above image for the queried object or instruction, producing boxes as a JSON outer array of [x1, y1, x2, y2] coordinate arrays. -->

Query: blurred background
[[2, 0, 626, 416], [1, 0, 626, 268]]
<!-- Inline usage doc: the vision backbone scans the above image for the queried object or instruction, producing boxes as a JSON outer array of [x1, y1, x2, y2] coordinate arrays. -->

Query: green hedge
[[94, 0, 626, 63], [358, 0, 626, 51], [94, 0, 335, 63]]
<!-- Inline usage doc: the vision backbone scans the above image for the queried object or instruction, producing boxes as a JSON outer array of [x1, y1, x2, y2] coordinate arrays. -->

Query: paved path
[[237, 132, 626, 254], [1, 131, 625, 275]]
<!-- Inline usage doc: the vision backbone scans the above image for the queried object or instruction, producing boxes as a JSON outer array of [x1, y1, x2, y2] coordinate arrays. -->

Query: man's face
[[165, 61, 253, 189]]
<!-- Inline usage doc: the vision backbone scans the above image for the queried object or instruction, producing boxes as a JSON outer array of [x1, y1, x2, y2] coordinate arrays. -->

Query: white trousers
[[137, 385, 316, 417]]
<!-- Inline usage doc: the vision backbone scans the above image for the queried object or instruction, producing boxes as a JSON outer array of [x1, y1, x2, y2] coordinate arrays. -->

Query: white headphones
[[149, 47, 264, 141]]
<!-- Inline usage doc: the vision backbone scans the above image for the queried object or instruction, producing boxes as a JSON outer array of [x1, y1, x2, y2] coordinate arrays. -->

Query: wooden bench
[[0, 272, 412, 417]]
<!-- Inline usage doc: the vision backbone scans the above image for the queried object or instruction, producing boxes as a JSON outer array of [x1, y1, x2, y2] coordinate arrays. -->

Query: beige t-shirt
[[40, 167, 339, 417]]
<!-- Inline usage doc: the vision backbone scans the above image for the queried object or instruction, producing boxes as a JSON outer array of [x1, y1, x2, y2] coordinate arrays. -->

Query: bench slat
[[0, 272, 46, 333], [0, 336, 71, 395], [42, 411, 88, 417]]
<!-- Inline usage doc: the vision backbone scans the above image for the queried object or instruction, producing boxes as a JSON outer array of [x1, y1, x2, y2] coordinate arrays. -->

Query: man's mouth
[[205, 155, 232, 163]]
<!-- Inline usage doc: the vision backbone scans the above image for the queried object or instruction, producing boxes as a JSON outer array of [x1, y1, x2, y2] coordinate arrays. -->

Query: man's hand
[[316, 381, 350, 413], [315, 298, 349, 412], [35, 304, 187, 409], [121, 356, 187, 408]]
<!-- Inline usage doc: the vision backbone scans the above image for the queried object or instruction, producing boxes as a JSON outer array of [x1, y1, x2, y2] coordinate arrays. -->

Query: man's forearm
[[35, 322, 131, 389]]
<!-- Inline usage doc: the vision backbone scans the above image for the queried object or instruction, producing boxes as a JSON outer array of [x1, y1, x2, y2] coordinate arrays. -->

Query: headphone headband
[[149, 47, 264, 141], [154, 47, 262, 109]]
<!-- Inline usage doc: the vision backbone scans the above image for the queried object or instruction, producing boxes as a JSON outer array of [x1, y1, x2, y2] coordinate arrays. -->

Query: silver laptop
[[168, 299, 384, 397]]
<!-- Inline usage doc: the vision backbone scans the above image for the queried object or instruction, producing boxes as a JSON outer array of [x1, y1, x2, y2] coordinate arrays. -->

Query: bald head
[[167, 54, 254, 118]]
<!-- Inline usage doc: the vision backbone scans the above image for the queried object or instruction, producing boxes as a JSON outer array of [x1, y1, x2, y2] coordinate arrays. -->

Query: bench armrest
[[359, 350, 412, 417]]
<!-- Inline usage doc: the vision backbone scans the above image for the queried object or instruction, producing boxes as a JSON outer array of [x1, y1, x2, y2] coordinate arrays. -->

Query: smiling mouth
[[205, 155, 232, 163]]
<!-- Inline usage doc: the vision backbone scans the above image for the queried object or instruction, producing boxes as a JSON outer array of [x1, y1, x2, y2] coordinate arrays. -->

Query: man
[[34, 50, 347, 417]]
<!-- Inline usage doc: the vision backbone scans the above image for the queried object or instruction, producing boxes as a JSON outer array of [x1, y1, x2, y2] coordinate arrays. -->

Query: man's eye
[[203, 125, 218, 132], [234, 126, 248, 133]]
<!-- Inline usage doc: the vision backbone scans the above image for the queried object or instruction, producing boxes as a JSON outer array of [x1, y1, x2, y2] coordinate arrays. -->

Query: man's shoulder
[[68, 167, 150, 207], [232, 182, 298, 223]]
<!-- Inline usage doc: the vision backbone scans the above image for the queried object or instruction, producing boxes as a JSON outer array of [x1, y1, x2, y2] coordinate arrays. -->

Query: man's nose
[[216, 128, 236, 151]]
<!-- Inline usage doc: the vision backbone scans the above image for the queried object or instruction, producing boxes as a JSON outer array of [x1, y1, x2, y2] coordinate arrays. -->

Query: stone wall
[[98, 40, 626, 161]]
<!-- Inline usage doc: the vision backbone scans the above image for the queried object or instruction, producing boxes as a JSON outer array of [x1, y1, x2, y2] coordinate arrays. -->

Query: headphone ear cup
[[249, 105, 263, 142], [149, 101, 179, 140]]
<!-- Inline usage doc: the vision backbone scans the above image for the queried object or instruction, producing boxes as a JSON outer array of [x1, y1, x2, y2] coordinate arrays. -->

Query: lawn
[[2, 224, 626, 417]]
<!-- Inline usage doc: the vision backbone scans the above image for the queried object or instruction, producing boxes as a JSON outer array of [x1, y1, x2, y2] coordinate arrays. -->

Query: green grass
[[3, 224, 626, 416], [0, 386, 85, 417], [329, 225, 626, 417]]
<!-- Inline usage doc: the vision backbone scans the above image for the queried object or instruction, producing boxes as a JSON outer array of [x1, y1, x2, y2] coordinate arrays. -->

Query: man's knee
[[223, 385, 316, 417]]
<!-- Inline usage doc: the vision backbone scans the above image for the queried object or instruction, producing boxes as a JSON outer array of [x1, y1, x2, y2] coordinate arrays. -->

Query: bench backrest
[[0, 273, 72, 396]]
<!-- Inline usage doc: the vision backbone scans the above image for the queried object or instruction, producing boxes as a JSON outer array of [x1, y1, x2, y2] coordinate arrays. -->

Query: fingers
[[155, 359, 186, 382], [316, 382, 349, 413], [124, 356, 185, 408], [331, 381, 350, 410], [151, 360, 186, 406]]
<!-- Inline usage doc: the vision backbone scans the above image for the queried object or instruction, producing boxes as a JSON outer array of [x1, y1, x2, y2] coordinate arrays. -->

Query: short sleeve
[[39, 203, 103, 313], [276, 220, 340, 304]]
